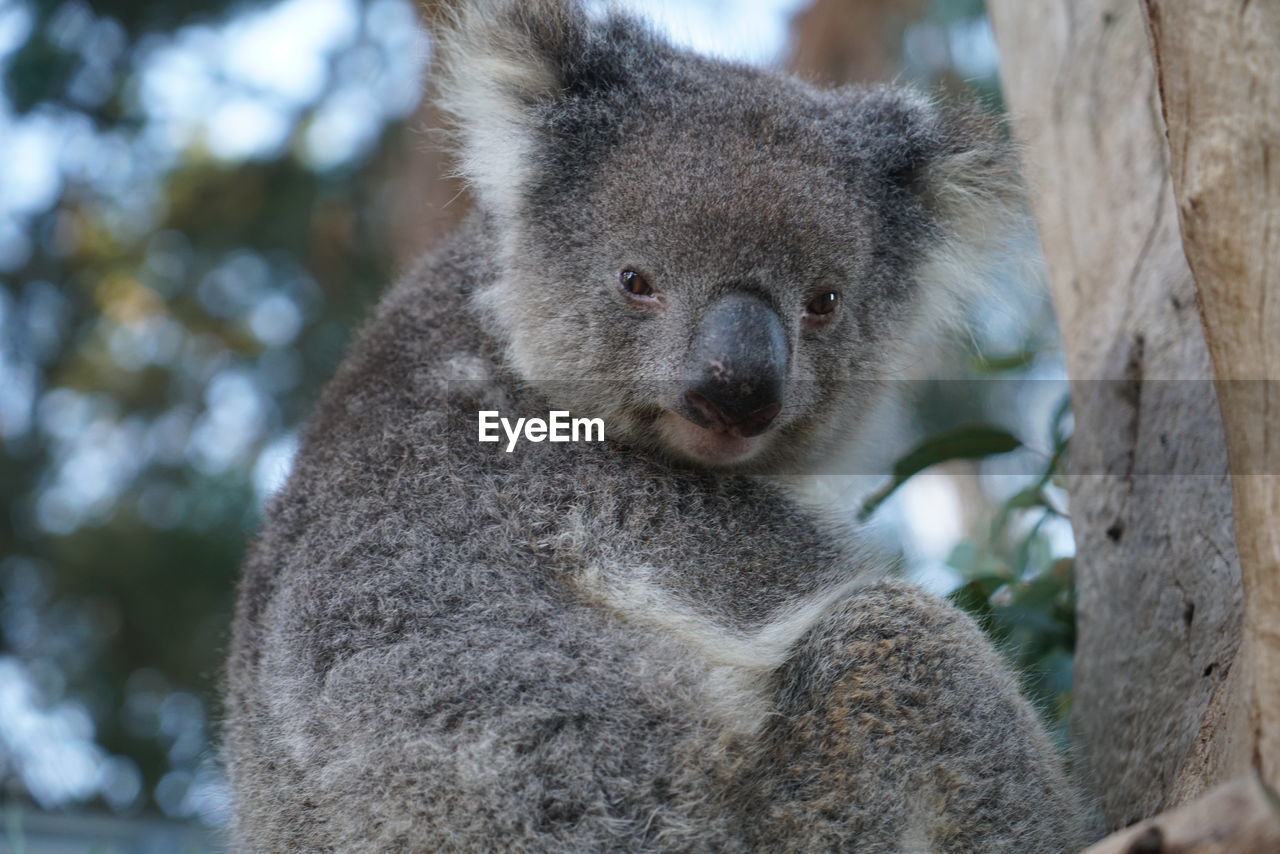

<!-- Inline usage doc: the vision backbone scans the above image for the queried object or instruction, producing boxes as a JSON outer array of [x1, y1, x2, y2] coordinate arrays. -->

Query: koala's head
[[440, 0, 1023, 474]]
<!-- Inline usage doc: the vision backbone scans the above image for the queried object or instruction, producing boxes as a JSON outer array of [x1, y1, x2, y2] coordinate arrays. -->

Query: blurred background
[[0, 0, 1075, 849]]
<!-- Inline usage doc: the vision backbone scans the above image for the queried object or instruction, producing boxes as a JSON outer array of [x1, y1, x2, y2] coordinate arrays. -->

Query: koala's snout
[[680, 293, 788, 438]]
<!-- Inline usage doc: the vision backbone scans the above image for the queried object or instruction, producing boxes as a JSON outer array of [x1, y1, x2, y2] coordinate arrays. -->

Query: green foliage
[[0, 0, 413, 822], [858, 423, 1023, 521], [879, 394, 1076, 744]]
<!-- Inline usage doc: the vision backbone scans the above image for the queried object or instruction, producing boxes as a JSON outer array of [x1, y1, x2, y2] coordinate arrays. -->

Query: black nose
[[681, 293, 787, 438]]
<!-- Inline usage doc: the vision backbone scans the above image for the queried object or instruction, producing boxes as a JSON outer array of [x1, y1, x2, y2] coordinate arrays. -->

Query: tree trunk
[[1082, 773, 1280, 854], [1140, 0, 1280, 790], [987, 0, 1249, 830], [786, 0, 924, 85], [387, 0, 472, 270]]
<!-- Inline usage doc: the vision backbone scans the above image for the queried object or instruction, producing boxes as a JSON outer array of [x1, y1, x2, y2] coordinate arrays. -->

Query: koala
[[224, 1, 1090, 852]]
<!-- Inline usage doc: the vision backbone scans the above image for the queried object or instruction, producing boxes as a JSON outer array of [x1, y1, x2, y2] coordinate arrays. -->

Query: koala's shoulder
[[830, 579, 984, 643], [778, 579, 1016, 707]]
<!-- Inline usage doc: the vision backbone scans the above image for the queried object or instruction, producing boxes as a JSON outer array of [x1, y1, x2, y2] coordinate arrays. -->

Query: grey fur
[[224, 2, 1088, 851]]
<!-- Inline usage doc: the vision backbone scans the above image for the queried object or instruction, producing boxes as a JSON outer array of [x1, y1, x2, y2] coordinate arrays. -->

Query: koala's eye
[[620, 270, 651, 295], [618, 269, 661, 304], [805, 291, 840, 317]]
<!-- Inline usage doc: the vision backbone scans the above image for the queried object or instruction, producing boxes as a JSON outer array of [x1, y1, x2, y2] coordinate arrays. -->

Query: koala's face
[[447, 2, 1018, 473], [496, 99, 920, 473]]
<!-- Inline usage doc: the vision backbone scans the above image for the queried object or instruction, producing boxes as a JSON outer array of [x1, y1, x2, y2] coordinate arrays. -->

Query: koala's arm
[[230, 547, 1088, 854], [226, 534, 750, 853], [750, 579, 1090, 854]]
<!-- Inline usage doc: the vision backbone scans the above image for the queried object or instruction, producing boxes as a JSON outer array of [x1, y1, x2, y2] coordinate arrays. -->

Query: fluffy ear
[[435, 0, 608, 220], [847, 88, 1025, 246], [919, 102, 1032, 341], [915, 99, 1026, 261], [859, 89, 1028, 316]]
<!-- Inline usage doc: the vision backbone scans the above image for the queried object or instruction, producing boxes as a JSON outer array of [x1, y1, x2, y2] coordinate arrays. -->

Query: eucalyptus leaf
[[859, 424, 1022, 521]]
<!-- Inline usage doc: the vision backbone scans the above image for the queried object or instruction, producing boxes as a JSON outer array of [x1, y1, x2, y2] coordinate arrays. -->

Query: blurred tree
[[0, 0, 424, 821], [386, 0, 471, 267], [787, 0, 926, 84]]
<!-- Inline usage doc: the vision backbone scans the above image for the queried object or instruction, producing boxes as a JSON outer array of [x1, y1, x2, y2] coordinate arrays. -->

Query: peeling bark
[[987, 0, 1248, 829], [1081, 773, 1280, 854], [1141, 0, 1280, 791]]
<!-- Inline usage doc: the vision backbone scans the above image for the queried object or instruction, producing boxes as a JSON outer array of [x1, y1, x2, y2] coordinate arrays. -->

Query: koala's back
[[224, 215, 1087, 853], [227, 218, 704, 845]]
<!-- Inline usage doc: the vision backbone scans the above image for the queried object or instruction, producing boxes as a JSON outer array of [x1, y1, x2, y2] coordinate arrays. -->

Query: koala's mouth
[[657, 409, 773, 467], [648, 291, 790, 468]]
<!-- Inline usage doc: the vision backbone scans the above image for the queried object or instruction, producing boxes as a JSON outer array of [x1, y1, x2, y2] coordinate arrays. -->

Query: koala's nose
[[681, 293, 788, 437]]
